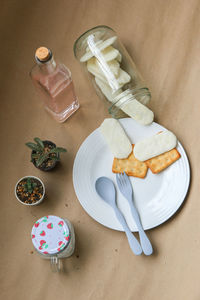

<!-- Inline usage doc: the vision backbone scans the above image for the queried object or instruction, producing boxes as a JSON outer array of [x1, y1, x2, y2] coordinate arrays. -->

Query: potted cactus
[[25, 137, 67, 171], [15, 176, 45, 205]]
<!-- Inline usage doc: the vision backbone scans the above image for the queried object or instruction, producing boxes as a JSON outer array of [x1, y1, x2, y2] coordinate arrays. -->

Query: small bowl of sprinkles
[[15, 176, 45, 206]]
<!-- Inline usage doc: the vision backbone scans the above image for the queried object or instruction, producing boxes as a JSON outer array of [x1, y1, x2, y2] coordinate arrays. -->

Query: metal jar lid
[[31, 215, 70, 255]]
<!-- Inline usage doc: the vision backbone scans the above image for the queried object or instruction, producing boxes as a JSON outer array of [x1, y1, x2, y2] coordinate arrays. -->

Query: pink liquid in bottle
[[30, 47, 79, 122]]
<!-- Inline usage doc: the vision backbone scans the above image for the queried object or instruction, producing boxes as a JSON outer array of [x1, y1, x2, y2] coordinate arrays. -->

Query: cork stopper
[[35, 47, 51, 62]]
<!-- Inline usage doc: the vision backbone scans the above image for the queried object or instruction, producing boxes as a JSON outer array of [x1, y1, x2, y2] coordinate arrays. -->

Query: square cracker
[[112, 145, 148, 178], [145, 148, 181, 174]]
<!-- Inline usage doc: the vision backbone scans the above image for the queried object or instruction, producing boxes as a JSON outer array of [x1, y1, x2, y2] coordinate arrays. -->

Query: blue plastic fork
[[116, 172, 153, 255]]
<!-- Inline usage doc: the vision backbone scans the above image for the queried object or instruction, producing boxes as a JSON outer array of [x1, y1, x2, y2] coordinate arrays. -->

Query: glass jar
[[74, 25, 152, 124], [31, 215, 75, 272]]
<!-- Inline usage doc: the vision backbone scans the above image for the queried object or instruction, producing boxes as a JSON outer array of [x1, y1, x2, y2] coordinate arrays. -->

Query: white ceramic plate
[[73, 118, 190, 231]]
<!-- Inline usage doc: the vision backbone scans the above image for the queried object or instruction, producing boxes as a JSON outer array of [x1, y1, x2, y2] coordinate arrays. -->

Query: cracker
[[145, 148, 181, 174], [112, 145, 148, 178]]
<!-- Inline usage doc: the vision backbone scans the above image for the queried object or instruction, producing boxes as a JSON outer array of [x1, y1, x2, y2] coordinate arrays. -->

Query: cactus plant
[[23, 177, 37, 194], [25, 137, 67, 171]]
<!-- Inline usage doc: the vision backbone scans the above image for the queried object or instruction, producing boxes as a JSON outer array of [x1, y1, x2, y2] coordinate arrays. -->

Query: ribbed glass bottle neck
[[37, 57, 56, 73]]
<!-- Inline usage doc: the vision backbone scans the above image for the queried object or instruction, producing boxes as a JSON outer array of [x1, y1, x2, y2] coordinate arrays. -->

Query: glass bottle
[[30, 47, 79, 123], [73, 26, 152, 123]]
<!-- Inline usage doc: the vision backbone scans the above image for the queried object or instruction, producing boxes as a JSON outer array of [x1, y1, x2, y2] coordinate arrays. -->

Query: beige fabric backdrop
[[0, 0, 199, 299]]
